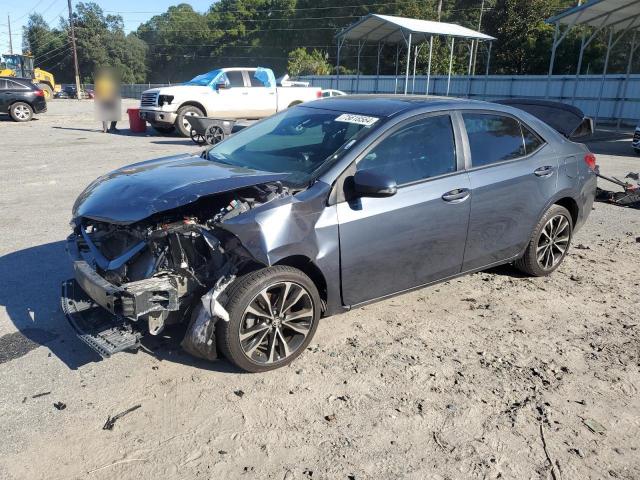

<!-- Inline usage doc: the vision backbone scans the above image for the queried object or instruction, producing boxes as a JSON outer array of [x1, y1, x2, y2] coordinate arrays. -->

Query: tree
[[287, 48, 331, 76]]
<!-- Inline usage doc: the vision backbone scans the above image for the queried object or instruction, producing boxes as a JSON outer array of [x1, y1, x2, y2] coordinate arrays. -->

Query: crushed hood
[[72, 153, 288, 224]]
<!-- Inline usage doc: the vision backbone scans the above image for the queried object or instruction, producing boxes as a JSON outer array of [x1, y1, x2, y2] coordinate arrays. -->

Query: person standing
[[95, 67, 121, 133]]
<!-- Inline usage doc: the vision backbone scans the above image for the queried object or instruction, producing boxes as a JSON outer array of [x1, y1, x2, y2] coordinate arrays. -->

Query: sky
[[0, 0, 214, 53]]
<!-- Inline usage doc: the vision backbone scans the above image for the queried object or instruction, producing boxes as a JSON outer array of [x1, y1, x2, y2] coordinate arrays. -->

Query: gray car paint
[[72, 96, 596, 319]]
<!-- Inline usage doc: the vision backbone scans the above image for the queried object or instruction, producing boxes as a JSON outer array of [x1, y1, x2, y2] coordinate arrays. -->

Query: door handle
[[241, 92, 249, 95], [442, 188, 470, 202], [534, 166, 554, 177]]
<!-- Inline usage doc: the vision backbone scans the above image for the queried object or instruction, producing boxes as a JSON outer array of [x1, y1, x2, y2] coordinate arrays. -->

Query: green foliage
[[287, 48, 331, 76], [20, 0, 640, 84]]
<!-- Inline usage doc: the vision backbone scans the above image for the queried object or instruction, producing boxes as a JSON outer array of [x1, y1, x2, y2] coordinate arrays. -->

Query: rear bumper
[[139, 109, 177, 125], [32, 98, 47, 113]]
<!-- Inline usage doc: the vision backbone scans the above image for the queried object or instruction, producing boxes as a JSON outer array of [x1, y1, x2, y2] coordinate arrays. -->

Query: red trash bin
[[127, 108, 147, 133]]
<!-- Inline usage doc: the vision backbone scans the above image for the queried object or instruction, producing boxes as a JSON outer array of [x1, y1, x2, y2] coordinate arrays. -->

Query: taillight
[[584, 152, 596, 171], [316, 90, 322, 98], [34, 89, 45, 97]]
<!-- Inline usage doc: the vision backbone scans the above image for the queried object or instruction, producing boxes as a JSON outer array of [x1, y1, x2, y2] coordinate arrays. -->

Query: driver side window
[[357, 115, 457, 185]]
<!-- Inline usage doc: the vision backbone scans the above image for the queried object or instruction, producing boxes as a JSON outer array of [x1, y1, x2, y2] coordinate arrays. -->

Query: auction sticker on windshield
[[335, 113, 379, 126]]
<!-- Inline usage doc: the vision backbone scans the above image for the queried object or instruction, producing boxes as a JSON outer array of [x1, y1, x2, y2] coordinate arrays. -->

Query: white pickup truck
[[139, 67, 322, 136]]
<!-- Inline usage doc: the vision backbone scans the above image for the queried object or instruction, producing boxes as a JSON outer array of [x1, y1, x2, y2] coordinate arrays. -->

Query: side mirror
[[215, 81, 228, 90], [352, 169, 397, 198]]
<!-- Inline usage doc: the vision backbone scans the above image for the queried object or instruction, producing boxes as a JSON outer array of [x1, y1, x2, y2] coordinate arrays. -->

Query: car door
[[214, 70, 251, 118], [0, 79, 8, 109], [337, 113, 471, 306], [244, 69, 276, 117], [461, 112, 557, 271]]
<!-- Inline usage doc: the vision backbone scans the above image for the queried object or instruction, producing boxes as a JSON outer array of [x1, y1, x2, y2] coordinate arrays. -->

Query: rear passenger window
[[247, 72, 265, 87], [226, 71, 245, 87], [522, 124, 545, 154], [357, 115, 457, 185], [463, 113, 525, 167]]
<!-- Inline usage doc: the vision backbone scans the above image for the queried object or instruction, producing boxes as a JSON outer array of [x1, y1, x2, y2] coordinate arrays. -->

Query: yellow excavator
[[0, 53, 60, 99]]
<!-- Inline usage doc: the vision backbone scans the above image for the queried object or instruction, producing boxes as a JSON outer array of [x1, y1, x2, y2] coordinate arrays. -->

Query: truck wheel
[[175, 105, 203, 137], [217, 266, 321, 373], [10, 102, 33, 122], [514, 204, 572, 277], [37, 83, 53, 99], [151, 124, 176, 135]]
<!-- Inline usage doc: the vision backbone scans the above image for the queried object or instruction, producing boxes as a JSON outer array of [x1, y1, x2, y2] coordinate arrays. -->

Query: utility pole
[[8, 14, 13, 54], [472, 0, 486, 75], [67, 0, 82, 99]]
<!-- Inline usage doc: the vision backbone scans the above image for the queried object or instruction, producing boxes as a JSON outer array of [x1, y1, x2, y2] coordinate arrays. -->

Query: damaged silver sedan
[[63, 96, 596, 372]]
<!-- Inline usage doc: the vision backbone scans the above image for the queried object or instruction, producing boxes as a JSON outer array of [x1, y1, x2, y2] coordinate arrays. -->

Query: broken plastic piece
[[180, 275, 235, 361]]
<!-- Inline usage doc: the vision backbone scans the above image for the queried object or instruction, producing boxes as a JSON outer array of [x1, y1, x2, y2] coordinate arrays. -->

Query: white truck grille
[[140, 92, 157, 107]]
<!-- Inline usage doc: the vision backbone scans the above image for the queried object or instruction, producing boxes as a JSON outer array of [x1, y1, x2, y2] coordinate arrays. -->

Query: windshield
[[206, 106, 380, 184], [185, 69, 222, 86]]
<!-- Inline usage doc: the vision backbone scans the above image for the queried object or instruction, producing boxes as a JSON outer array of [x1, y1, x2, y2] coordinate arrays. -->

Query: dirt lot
[[0, 100, 638, 480]]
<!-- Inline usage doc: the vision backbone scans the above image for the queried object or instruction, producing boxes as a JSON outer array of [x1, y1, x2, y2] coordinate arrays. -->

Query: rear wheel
[[217, 266, 321, 372], [175, 105, 203, 137], [515, 204, 573, 276], [10, 102, 33, 122]]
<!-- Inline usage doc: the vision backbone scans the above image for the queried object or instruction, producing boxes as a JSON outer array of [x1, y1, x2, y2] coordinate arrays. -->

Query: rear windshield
[[206, 106, 380, 184]]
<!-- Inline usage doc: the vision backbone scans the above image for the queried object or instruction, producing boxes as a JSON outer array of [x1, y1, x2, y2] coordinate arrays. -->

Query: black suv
[[0, 77, 47, 122]]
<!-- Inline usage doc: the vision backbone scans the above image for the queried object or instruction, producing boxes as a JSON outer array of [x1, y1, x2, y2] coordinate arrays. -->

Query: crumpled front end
[[62, 182, 288, 358]]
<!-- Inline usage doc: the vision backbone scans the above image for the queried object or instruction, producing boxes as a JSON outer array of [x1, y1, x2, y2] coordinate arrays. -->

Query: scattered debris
[[102, 404, 141, 430], [32, 391, 51, 399], [570, 274, 583, 282], [233, 389, 245, 398], [595, 170, 640, 208], [324, 413, 337, 422], [583, 418, 606, 435], [574, 244, 591, 250], [53, 402, 66, 410], [568, 447, 585, 458]]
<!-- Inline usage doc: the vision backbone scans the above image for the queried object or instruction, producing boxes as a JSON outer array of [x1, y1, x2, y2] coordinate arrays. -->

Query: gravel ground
[[0, 100, 638, 480]]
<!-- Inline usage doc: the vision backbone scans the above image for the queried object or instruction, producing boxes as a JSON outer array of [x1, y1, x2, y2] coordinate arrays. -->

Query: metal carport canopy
[[546, 0, 640, 30], [338, 14, 496, 42], [545, 0, 640, 126], [335, 14, 496, 95]]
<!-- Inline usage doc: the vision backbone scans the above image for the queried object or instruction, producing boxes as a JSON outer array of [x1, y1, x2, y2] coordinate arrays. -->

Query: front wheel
[[515, 204, 573, 276], [10, 102, 33, 122], [217, 266, 321, 372], [175, 105, 203, 137]]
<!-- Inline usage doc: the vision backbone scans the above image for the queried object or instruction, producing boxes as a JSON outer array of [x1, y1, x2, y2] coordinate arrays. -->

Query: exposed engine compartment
[[68, 182, 288, 341]]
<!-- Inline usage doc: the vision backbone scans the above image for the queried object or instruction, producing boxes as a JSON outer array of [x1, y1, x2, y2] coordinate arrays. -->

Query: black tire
[[9, 102, 33, 122], [151, 124, 176, 135], [174, 105, 204, 137], [37, 83, 53, 99], [515, 204, 573, 277], [217, 266, 321, 373]]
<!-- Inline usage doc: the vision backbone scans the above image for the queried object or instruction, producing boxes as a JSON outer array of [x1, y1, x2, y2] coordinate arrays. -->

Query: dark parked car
[[0, 76, 46, 121], [63, 96, 597, 372]]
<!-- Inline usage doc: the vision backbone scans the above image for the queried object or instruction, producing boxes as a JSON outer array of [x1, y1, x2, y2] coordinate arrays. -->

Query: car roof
[[303, 94, 494, 117]]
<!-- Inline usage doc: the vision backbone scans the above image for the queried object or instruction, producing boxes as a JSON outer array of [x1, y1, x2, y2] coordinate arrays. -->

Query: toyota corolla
[[63, 96, 596, 372]]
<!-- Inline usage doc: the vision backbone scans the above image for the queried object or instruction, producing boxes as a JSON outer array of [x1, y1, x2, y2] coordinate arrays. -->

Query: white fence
[[301, 74, 640, 125]]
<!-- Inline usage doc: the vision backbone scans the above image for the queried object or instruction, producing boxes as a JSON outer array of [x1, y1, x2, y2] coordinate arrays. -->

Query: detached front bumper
[[139, 109, 177, 125]]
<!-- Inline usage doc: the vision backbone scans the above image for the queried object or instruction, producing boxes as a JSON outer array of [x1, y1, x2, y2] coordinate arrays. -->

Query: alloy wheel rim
[[15, 105, 29, 119], [205, 126, 224, 144], [239, 281, 314, 365], [536, 214, 570, 270]]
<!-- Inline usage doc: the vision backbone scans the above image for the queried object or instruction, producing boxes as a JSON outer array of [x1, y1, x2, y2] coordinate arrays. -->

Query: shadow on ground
[[0, 241, 243, 373]]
